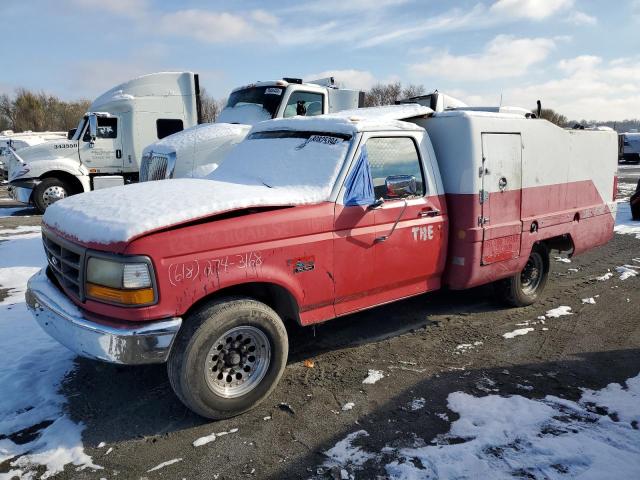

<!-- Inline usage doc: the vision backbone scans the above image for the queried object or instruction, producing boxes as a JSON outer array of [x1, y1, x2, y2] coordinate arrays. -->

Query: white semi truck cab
[[139, 77, 364, 181], [8, 72, 203, 212]]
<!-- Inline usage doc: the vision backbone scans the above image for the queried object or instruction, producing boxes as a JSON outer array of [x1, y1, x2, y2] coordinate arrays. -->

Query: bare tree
[[363, 82, 426, 107], [538, 108, 568, 127], [0, 89, 90, 132], [199, 88, 227, 123]]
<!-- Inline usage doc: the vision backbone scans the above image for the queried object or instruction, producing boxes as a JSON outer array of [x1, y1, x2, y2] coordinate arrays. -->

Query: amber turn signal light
[[86, 283, 154, 305]]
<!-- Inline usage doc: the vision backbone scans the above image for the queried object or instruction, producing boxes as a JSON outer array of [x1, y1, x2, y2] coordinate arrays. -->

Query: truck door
[[480, 133, 522, 264], [368, 135, 446, 302], [79, 115, 123, 173]]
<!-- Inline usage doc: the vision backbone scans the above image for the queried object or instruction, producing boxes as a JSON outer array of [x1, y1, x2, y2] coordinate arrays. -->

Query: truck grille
[[140, 152, 173, 182], [42, 230, 86, 300]]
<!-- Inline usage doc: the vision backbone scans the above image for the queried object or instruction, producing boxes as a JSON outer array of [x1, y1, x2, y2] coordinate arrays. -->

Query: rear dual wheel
[[168, 298, 288, 419]]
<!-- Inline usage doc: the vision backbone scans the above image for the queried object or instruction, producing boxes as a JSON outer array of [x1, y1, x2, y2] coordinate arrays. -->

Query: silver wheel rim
[[521, 253, 543, 295], [205, 326, 271, 398], [42, 185, 66, 207]]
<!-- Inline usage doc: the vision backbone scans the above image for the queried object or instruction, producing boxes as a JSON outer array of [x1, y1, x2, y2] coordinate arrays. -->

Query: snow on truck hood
[[44, 131, 352, 244]]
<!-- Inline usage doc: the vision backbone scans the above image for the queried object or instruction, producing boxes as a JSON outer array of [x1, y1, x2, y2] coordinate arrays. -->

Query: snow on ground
[[147, 457, 183, 472], [0, 226, 99, 478], [582, 297, 596, 304], [614, 201, 640, 240], [616, 265, 638, 280], [545, 306, 573, 318], [362, 370, 385, 384], [454, 341, 483, 354], [324, 375, 640, 478], [503, 327, 534, 339], [597, 271, 614, 281]]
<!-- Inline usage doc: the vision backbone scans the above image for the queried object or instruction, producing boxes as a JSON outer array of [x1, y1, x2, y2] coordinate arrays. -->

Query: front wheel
[[33, 178, 69, 213], [494, 244, 550, 307], [167, 298, 288, 419]]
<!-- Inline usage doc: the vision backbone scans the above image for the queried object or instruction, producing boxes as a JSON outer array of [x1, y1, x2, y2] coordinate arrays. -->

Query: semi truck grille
[[42, 230, 86, 300], [139, 152, 174, 182]]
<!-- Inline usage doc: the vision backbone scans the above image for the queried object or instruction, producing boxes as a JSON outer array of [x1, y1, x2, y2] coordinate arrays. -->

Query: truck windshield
[[210, 130, 352, 194], [217, 87, 285, 125]]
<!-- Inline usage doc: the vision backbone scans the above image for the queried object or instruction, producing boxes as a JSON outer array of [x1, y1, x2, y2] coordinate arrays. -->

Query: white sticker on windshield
[[265, 88, 282, 95], [296, 135, 343, 150]]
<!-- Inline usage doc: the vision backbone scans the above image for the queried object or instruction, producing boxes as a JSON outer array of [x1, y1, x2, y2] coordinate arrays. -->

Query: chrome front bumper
[[26, 269, 182, 365]]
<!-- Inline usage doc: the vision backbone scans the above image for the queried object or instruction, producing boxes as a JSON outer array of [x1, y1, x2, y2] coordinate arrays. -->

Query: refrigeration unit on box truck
[[25, 102, 617, 419], [7, 72, 202, 212]]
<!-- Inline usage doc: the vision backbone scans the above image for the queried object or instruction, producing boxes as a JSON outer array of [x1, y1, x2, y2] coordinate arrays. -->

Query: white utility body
[[7, 72, 203, 212], [139, 77, 364, 181]]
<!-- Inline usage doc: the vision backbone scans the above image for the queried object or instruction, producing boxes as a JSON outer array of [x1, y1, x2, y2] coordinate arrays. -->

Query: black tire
[[167, 297, 288, 419], [33, 177, 70, 213], [494, 244, 550, 307]]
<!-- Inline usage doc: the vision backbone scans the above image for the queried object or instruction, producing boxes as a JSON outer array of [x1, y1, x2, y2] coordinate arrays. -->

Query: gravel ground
[[0, 167, 639, 479]]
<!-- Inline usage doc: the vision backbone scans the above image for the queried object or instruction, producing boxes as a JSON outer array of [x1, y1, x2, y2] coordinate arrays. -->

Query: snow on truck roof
[[252, 104, 433, 135]]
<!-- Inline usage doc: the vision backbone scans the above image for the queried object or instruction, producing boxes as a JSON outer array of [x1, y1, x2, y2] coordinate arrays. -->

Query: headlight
[[86, 257, 155, 306]]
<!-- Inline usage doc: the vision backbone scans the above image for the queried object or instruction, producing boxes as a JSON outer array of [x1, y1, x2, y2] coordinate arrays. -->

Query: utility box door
[[481, 133, 523, 265]]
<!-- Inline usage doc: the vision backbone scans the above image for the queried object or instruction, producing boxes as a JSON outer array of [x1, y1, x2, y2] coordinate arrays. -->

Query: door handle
[[419, 208, 441, 218], [116, 149, 122, 159]]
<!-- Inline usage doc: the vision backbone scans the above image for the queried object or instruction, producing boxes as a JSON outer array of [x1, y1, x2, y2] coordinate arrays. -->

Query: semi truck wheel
[[167, 298, 288, 419], [33, 178, 69, 213], [494, 244, 550, 307]]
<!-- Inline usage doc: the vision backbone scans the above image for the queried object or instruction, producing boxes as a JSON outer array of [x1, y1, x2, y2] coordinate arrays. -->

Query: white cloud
[[490, 0, 574, 20], [286, 0, 408, 13], [410, 35, 555, 81], [303, 70, 380, 91], [501, 56, 640, 120], [158, 9, 269, 44], [567, 11, 597, 26]]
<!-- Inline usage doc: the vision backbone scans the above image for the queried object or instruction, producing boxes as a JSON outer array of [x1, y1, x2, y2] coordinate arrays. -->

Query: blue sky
[[3, 0, 640, 120]]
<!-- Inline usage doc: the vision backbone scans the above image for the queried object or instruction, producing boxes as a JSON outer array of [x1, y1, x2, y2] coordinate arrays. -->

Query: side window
[[84, 117, 117, 141], [157, 119, 184, 139], [283, 91, 324, 118], [366, 137, 425, 199]]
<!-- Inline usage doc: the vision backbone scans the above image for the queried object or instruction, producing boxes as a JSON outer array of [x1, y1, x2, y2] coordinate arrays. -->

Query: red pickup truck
[[26, 104, 618, 419]]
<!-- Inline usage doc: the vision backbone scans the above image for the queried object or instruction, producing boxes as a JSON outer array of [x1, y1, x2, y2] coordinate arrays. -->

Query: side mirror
[[67, 128, 76, 140], [385, 175, 417, 198], [88, 114, 97, 147]]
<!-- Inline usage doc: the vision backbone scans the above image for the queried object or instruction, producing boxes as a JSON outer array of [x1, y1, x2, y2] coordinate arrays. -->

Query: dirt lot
[[1, 169, 639, 479]]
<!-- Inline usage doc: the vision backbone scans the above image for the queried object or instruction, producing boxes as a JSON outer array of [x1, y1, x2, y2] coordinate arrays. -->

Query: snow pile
[[0, 226, 100, 478], [582, 297, 596, 304], [384, 374, 640, 478], [362, 370, 385, 384], [614, 201, 640, 239], [45, 134, 350, 244]]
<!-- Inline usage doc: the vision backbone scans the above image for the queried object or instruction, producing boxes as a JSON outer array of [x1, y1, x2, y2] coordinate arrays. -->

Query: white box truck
[[139, 77, 364, 181], [7, 72, 203, 212]]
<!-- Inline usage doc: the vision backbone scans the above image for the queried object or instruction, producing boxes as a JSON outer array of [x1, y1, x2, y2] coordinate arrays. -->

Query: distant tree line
[[2, 84, 638, 134], [0, 89, 90, 133]]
